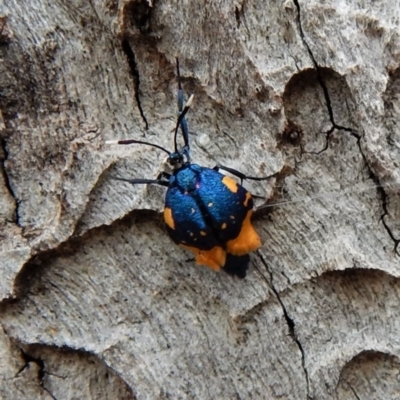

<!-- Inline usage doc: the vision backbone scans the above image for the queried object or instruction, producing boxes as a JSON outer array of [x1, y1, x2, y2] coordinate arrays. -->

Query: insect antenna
[[105, 139, 171, 156], [174, 58, 194, 153], [176, 58, 190, 149], [173, 94, 194, 151]]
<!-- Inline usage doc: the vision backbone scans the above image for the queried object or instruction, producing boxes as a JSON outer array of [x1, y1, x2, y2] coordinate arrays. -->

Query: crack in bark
[[379, 188, 400, 254], [341, 131, 400, 253], [349, 385, 361, 400], [293, 0, 353, 153], [256, 253, 311, 399], [234, 7, 242, 28], [344, 131, 400, 253], [121, 39, 149, 131], [292, 0, 400, 254], [1, 138, 20, 225], [234, 0, 250, 34], [293, 1, 349, 131], [16, 346, 59, 400]]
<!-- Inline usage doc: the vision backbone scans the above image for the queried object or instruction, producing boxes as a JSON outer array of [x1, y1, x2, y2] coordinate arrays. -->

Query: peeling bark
[[1, 0, 400, 398]]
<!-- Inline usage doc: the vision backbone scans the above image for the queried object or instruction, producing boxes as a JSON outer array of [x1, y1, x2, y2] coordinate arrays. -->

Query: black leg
[[213, 163, 277, 185], [156, 171, 172, 180], [251, 193, 268, 200], [111, 177, 170, 187], [223, 254, 250, 279]]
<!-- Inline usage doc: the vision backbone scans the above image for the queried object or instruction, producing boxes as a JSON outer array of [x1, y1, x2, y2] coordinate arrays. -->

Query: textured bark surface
[[0, 0, 400, 398]]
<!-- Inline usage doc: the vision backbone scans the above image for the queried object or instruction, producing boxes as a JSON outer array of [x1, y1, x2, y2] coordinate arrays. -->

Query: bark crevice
[[256, 253, 311, 399], [1, 138, 20, 225], [121, 39, 149, 131], [293, 0, 400, 253], [16, 346, 58, 400], [379, 189, 400, 254], [293, 0, 350, 132]]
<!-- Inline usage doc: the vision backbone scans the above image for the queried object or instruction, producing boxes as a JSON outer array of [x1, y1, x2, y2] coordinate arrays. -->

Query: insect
[[107, 59, 274, 278]]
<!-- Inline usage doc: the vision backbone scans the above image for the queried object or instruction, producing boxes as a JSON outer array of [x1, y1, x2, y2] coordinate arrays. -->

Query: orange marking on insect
[[226, 210, 261, 255], [221, 223, 227, 229], [164, 207, 175, 229], [200, 231, 207, 236], [222, 176, 238, 193], [244, 192, 252, 207], [179, 244, 226, 271]]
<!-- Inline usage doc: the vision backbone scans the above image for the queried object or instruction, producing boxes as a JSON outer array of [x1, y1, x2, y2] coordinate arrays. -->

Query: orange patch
[[164, 207, 175, 229], [200, 231, 207, 236], [221, 223, 227, 229], [226, 210, 261, 255], [244, 192, 252, 207], [180, 244, 226, 271], [222, 176, 238, 193]]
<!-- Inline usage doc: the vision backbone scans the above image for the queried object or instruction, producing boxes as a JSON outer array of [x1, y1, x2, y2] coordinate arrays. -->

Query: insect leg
[[223, 253, 250, 279], [156, 171, 171, 180], [112, 177, 170, 187], [213, 163, 277, 185]]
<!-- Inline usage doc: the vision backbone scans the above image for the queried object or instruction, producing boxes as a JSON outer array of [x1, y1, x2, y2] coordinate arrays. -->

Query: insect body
[[107, 59, 273, 278], [164, 164, 261, 277]]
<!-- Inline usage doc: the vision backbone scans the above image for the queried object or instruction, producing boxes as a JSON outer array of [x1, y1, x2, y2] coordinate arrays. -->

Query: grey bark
[[0, 0, 399, 399]]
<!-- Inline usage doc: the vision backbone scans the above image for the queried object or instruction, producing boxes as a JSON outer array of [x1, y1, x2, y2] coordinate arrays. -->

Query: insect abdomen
[[163, 165, 261, 276]]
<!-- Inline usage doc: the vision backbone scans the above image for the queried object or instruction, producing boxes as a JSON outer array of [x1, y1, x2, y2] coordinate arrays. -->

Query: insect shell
[[107, 59, 272, 278]]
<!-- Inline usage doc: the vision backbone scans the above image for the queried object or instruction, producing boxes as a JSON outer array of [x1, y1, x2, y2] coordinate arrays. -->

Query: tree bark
[[0, 0, 399, 398]]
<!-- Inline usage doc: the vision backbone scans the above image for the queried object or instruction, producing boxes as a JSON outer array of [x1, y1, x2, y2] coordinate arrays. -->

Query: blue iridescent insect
[[108, 59, 273, 278]]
